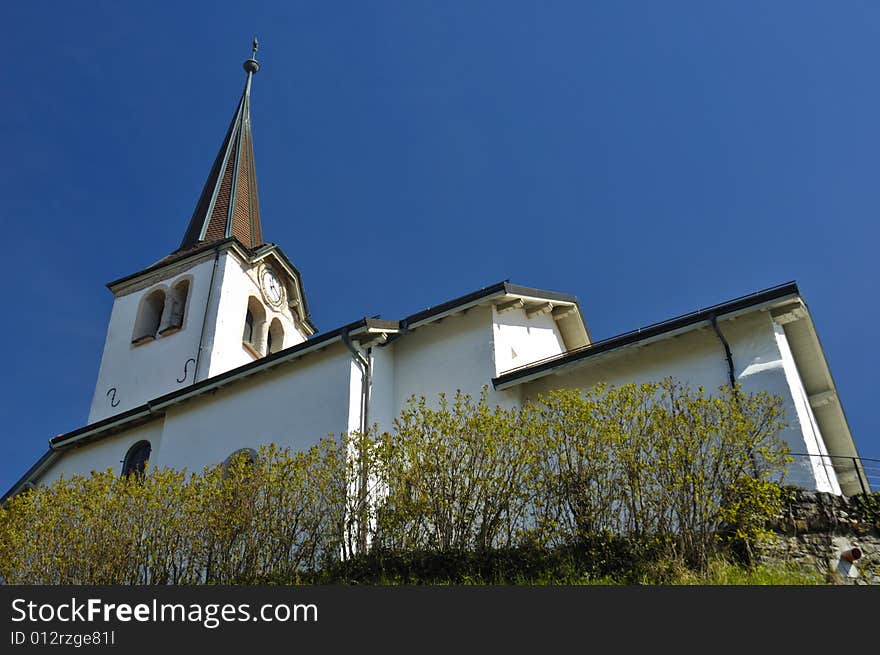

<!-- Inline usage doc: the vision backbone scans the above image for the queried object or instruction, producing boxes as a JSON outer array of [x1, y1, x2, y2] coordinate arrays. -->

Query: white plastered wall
[[521, 311, 839, 493], [40, 345, 355, 486], [39, 421, 165, 484], [492, 305, 567, 376], [202, 252, 306, 379], [89, 259, 216, 423], [157, 345, 352, 473], [389, 307, 521, 415], [770, 323, 840, 494], [368, 345, 396, 436]]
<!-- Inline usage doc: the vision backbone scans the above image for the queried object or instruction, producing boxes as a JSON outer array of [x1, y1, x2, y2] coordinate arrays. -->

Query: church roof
[[176, 44, 264, 252]]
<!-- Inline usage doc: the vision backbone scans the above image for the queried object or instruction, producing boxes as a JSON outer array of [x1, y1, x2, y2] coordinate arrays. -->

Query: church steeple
[[88, 40, 315, 426], [177, 39, 264, 252]]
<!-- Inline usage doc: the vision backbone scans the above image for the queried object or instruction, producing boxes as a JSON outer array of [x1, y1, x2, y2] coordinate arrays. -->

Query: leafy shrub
[[0, 379, 792, 583]]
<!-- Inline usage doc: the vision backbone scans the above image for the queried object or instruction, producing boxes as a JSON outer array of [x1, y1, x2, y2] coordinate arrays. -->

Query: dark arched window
[[122, 440, 151, 478], [222, 448, 259, 478], [159, 279, 190, 335], [267, 318, 284, 354], [242, 297, 267, 355], [223, 448, 259, 468], [242, 309, 255, 344], [132, 289, 165, 344]]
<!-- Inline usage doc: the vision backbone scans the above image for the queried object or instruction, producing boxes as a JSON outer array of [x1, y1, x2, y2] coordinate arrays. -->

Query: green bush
[[0, 379, 793, 584]]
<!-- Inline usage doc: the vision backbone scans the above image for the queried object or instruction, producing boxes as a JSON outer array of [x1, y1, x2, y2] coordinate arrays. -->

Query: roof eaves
[[106, 237, 240, 291], [403, 281, 509, 328], [492, 281, 801, 389], [502, 283, 580, 305], [1, 449, 59, 504], [402, 280, 583, 330]]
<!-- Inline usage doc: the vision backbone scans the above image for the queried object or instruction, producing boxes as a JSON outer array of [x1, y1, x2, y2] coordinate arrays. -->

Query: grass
[[655, 558, 825, 585], [316, 556, 827, 585]]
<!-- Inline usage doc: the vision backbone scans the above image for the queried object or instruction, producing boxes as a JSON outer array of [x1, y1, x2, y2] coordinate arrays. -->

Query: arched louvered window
[[132, 290, 166, 344], [242, 297, 267, 355], [223, 448, 259, 468], [222, 448, 259, 478], [267, 318, 284, 354], [121, 440, 151, 479], [243, 309, 255, 344], [159, 279, 190, 335]]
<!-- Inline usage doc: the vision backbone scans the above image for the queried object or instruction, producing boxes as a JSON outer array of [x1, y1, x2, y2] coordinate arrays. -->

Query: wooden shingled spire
[[177, 40, 264, 252]]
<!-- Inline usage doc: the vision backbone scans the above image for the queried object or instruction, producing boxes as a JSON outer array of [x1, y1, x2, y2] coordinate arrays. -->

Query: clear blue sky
[[1, 1, 878, 494]]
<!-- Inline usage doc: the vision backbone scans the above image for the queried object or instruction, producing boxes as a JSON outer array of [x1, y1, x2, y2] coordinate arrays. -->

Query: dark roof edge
[[504, 284, 579, 305], [2, 449, 56, 504], [505, 283, 591, 344], [106, 238, 318, 333], [403, 281, 580, 327], [364, 318, 402, 331], [106, 237, 240, 289], [493, 281, 800, 388], [403, 281, 507, 326]]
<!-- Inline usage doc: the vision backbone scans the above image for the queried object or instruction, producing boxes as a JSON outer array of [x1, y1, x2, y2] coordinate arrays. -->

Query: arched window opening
[[160, 279, 190, 335], [243, 309, 254, 344], [221, 448, 259, 478], [223, 448, 259, 468], [121, 440, 151, 479], [267, 318, 284, 354], [242, 297, 267, 355], [132, 290, 165, 344]]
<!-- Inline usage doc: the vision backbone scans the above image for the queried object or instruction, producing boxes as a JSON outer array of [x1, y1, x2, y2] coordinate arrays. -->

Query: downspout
[[342, 330, 370, 436], [709, 314, 737, 394], [341, 329, 371, 554], [192, 247, 222, 384], [710, 313, 758, 477]]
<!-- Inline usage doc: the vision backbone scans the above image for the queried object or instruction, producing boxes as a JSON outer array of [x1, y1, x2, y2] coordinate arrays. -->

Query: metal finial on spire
[[180, 41, 264, 253], [244, 37, 260, 74]]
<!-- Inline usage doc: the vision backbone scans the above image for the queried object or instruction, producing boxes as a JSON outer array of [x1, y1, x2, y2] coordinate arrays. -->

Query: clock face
[[261, 269, 284, 307]]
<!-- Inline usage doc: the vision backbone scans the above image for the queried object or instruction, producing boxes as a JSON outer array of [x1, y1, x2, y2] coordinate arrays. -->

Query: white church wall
[[156, 345, 352, 473], [522, 311, 838, 493], [391, 307, 521, 414], [88, 258, 216, 424], [347, 359, 364, 435], [203, 253, 304, 380], [492, 305, 567, 376], [39, 421, 165, 485], [771, 323, 840, 494], [368, 346, 396, 436]]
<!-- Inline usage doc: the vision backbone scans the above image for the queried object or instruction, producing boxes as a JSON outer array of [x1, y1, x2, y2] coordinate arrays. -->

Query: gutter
[[1, 450, 59, 504], [341, 329, 371, 438]]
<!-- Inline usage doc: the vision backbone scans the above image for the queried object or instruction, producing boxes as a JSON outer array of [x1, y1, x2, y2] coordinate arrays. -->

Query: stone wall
[[756, 490, 880, 585]]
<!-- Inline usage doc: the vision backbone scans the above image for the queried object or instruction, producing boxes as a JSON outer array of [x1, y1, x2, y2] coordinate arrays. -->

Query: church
[[3, 48, 866, 502]]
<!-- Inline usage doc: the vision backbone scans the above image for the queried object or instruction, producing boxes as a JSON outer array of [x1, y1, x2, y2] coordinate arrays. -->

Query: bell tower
[[88, 41, 316, 424]]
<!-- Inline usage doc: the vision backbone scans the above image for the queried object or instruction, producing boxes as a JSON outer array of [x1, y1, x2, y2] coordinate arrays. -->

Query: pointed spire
[[177, 41, 263, 252]]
